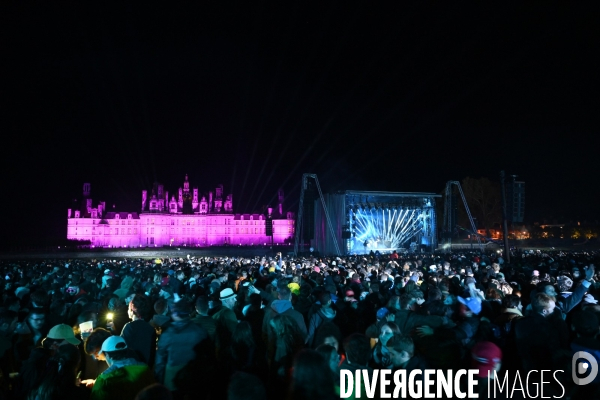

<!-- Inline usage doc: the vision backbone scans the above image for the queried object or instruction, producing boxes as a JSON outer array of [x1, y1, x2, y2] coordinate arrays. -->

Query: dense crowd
[[0, 248, 599, 399]]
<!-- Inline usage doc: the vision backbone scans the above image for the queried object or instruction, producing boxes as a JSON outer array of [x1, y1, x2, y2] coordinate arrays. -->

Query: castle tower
[[183, 174, 190, 193], [278, 189, 284, 215], [83, 183, 91, 197], [193, 188, 198, 210], [224, 194, 233, 212]]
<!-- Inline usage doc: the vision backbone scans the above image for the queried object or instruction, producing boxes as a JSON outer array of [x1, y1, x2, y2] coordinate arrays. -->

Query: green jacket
[[91, 359, 155, 400]]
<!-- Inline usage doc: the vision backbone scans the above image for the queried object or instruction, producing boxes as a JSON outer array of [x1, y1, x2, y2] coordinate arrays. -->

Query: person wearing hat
[[101, 269, 112, 289], [91, 336, 155, 400], [471, 341, 502, 396], [155, 299, 208, 392], [212, 288, 238, 354], [46, 323, 81, 347]]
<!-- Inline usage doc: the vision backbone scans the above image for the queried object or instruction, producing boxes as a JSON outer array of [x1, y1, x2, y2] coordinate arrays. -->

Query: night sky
[[1, 3, 598, 249]]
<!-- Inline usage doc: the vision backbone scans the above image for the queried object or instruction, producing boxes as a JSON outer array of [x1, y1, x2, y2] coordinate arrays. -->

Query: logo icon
[[572, 351, 599, 385]]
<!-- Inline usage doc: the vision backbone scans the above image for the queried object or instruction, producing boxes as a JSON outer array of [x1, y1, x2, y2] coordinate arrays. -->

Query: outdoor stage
[[312, 190, 441, 256]]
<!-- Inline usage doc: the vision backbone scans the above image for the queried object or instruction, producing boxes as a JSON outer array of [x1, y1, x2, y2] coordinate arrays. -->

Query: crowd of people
[[0, 248, 599, 399]]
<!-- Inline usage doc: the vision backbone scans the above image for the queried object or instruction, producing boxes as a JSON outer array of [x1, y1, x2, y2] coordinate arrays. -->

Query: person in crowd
[[1, 250, 599, 400], [14, 309, 48, 364], [213, 288, 238, 354], [113, 275, 134, 301], [338, 333, 373, 398], [515, 292, 570, 372], [91, 336, 155, 400], [262, 285, 307, 344], [169, 270, 186, 297], [27, 343, 89, 400], [470, 341, 503, 399], [316, 344, 341, 376], [386, 333, 429, 374], [82, 327, 112, 384], [305, 292, 336, 347], [155, 299, 207, 392], [266, 314, 304, 397], [121, 294, 156, 367], [288, 349, 337, 400], [534, 264, 594, 319], [191, 296, 217, 343], [371, 321, 401, 368]]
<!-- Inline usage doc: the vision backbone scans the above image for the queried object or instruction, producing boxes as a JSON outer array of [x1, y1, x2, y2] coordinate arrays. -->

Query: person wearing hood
[[155, 299, 208, 392], [262, 285, 307, 344], [101, 269, 112, 289], [113, 275, 134, 301], [306, 292, 337, 347]]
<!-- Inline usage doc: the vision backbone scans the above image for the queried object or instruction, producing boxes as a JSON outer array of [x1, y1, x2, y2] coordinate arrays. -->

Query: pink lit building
[[67, 176, 295, 247]]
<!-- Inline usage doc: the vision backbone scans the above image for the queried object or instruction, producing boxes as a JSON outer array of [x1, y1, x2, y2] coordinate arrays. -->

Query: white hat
[[220, 288, 237, 300], [99, 336, 127, 355]]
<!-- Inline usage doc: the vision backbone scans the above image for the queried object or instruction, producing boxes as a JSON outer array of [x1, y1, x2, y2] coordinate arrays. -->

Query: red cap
[[471, 341, 502, 378]]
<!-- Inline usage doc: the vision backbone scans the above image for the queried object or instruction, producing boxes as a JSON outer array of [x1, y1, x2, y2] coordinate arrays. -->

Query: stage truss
[[312, 190, 440, 255]]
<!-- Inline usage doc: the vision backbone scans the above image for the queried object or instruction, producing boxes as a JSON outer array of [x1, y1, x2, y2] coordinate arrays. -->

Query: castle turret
[[193, 188, 198, 210], [278, 189, 284, 215], [184, 174, 190, 193], [224, 194, 233, 212], [200, 196, 208, 214], [142, 190, 147, 211]]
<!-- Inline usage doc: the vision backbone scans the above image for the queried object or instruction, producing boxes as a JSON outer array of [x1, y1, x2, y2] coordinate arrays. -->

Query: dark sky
[[1, 3, 598, 248]]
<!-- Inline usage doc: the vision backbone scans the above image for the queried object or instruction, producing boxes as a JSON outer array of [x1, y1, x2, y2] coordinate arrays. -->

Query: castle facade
[[67, 175, 294, 248]]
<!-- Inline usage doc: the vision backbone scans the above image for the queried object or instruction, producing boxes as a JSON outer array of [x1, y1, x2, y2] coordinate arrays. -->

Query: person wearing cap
[[155, 299, 208, 392], [101, 269, 112, 289], [471, 341, 502, 396], [46, 323, 81, 347], [91, 336, 155, 400], [212, 288, 239, 354]]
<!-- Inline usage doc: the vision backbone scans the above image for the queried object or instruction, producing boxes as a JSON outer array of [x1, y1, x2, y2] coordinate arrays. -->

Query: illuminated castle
[[67, 175, 294, 247]]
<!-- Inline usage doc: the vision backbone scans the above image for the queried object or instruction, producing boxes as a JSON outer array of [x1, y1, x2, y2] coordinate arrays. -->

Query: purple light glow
[[67, 177, 295, 248]]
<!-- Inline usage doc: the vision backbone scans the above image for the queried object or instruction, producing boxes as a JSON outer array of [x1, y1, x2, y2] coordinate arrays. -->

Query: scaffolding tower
[[294, 174, 341, 256], [442, 181, 482, 251]]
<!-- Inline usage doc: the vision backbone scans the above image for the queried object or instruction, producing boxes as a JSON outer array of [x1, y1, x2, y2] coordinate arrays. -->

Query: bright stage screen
[[349, 207, 428, 254]]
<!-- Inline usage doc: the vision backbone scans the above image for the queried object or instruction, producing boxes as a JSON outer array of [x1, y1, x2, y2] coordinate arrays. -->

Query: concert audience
[[0, 248, 598, 399]]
